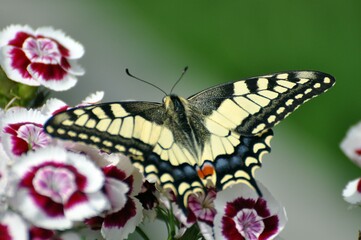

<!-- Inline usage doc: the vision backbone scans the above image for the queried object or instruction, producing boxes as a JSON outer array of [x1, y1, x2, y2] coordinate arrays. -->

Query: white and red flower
[[10, 146, 109, 230], [0, 211, 28, 240], [1, 107, 51, 159], [340, 121, 361, 168], [159, 187, 217, 240], [343, 177, 361, 205], [86, 154, 143, 240], [187, 189, 217, 240], [0, 25, 84, 91], [213, 183, 287, 240]]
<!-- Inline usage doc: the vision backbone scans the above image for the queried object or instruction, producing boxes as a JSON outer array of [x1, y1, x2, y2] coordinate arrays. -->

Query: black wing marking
[[213, 129, 273, 195], [44, 101, 164, 154], [188, 71, 335, 135], [44, 101, 205, 210]]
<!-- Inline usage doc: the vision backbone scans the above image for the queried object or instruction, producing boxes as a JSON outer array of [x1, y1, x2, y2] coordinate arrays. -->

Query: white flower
[[213, 182, 287, 240], [0, 25, 84, 91], [0, 108, 50, 159], [10, 146, 109, 230]]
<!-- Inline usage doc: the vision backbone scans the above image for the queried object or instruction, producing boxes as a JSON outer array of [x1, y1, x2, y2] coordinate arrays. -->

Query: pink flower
[[1, 108, 51, 158], [214, 183, 287, 240], [10, 146, 109, 230], [340, 121, 361, 168], [187, 189, 217, 225], [0, 211, 28, 240], [85, 155, 143, 240], [343, 177, 361, 205], [0, 25, 84, 91], [187, 189, 217, 240], [161, 188, 217, 240]]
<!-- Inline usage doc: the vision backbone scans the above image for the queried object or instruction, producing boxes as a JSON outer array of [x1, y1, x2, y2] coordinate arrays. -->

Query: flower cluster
[[341, 122, 361, 205], [0, 25, 287, 240]]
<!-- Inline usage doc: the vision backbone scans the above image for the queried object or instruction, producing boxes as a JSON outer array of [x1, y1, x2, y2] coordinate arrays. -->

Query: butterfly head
[[163, 95, 189, 114]]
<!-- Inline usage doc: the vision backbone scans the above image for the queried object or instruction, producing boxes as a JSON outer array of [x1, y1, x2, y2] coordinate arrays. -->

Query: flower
[[85, 154, 143, 240], [0, 107, 51, 159], [159, 187, 217, 240], [213, 182, 287, 240], [136, 180, 159, 210], [340, 121, 361, 168], [10, 146, 109, 230], [187, 189, 217, 240], [0, 211, 28, 240], [343, 177, 361, 205], [0, 25, 84, 91]]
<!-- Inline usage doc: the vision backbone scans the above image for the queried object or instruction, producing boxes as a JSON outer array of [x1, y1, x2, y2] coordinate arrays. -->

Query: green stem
[[136, 226, 150, 240], [167, 203, 176, 239]]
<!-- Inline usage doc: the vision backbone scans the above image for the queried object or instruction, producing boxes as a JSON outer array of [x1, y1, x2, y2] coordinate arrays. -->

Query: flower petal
[[105, 177, 129, 212], [340, 121, 361, 168], [40, 98, 68, 117], [35, 27, 84, 59], [101, 197, 143, 240], [65, 191, 110, 221], [27, 62, 77, 91], [62, 58, 85, 76], [13, 188, 73, 229], [343, 177, 361, 204], [0, 24, 34, 47], [0, 46, 38, 85], [81, 91, 104, 106], [0, 211, 28, 240]]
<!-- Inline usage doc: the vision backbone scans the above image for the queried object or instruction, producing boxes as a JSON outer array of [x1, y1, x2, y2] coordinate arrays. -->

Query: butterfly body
[[44, 70, 335, 209]]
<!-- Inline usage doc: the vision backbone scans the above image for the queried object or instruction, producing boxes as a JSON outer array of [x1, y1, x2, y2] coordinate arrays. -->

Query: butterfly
[[44, 70, 335, 211]]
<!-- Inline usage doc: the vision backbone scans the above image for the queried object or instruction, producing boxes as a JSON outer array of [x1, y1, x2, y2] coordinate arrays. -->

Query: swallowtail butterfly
[[44, 70, 335, 210]]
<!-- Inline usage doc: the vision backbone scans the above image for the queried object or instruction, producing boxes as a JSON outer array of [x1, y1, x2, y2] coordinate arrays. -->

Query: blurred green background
[[1, 1, 360, 239]]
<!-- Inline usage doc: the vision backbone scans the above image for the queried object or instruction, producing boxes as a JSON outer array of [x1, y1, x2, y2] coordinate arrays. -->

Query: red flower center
[[23, 37, 61, 64], [33, 166, 77, 203], [234, 209, 265, 240]]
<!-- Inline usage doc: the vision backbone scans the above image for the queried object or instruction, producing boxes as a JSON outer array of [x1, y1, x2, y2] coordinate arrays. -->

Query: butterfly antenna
[[170, 66, 188, 94], [125, 68, 167, 96]]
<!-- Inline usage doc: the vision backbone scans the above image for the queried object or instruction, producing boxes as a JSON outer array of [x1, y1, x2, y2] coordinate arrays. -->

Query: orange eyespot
[[197, 164, 215, 179]]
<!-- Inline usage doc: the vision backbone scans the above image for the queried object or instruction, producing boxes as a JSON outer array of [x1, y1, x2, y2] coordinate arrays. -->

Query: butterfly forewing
[[188, 71, 335, 135], [45, 101, 164, 154]]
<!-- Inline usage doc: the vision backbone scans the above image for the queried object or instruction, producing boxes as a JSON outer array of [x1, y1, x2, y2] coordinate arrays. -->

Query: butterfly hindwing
[[188, 71, 335, 135], [213, 129, 273, 194]]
